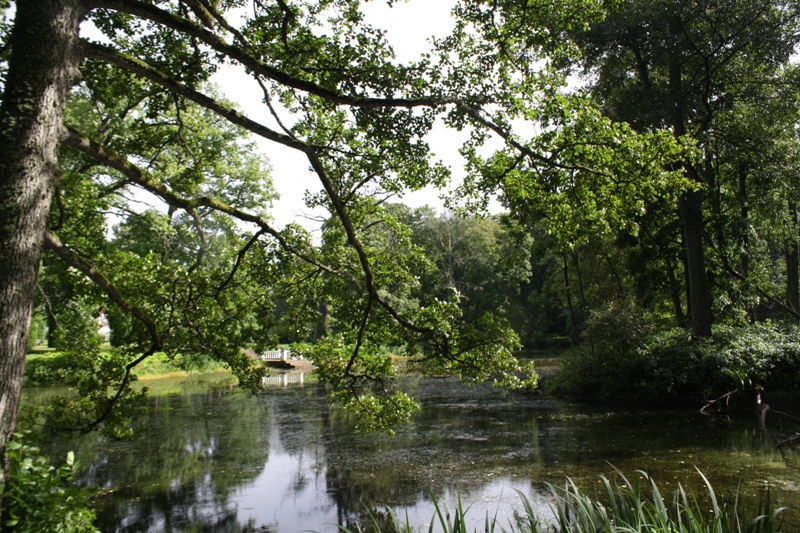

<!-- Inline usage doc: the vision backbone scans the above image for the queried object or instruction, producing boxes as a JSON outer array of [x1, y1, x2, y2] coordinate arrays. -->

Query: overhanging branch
[[61, 126, 335, 274], [42, 230, 162, 432], [92, 0, 457, 109], [81, 41, 312, 153]]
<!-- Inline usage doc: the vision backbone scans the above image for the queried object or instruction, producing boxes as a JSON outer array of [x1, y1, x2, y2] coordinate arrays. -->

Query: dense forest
[[3, 0, 800, 528]]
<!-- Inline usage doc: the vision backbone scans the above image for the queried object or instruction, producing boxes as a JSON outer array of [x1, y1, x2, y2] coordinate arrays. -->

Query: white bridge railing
[[260, 348, 292, 362]]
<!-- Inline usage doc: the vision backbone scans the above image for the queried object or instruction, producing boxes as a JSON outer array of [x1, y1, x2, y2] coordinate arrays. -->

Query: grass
[[335, 469, 786, 533], [132, 351, 228, 376], [23, 350, 232, 387]]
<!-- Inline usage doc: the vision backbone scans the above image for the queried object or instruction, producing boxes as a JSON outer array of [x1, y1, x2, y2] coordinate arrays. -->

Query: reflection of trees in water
[[269, 386, 330, 500], [45, 387, 272, 532], [94, 480, 249, 533]]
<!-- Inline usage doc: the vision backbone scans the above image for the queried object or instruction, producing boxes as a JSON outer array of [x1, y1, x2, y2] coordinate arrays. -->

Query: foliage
[[0, 433, 98, 533], [19, 296, 149, 436], [446, 0, 800, 340], [0, 0, 553, 440], [6, 0, 800, 452], [24, 310, 46, 351], [294, 290, 537, 433], [332, 470, 785, 533], [24, 352, 80, 387], [131, 350, 229, 375], [49, 298, 104, 356], [31, 88, 284, 433], [405, 209, 534, 323], [552, 320, 800, 405], [548, 302, 656, 401]]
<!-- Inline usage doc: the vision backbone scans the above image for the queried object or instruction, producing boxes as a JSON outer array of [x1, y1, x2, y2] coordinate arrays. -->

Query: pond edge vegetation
[[337, 469, 786, 533], [548, 307, 800, 410]]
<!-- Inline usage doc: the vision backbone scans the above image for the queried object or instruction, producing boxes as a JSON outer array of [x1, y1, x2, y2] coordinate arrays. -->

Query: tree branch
[[61, 125, 335, 274], [43, 231, 161, 348], [81, 41, 312, 153], [80, 43, 438, 340], [214, 228, 267, 295], [42, 230, 163, 432], [92, 0, 457, 109]]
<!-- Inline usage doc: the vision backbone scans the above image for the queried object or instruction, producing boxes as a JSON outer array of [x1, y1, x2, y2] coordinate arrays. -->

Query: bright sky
[[210, 0, 479, 231]]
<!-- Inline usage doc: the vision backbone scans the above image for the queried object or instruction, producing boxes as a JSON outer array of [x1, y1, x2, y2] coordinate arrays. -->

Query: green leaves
[[458, 92, 694, 247], [0, 433, 99, 533], [296, 336, 419, 434], [32, 0, 566, 439]]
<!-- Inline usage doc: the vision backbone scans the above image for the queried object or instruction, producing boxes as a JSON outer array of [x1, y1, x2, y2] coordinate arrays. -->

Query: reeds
[[334, 469, 787, 533]]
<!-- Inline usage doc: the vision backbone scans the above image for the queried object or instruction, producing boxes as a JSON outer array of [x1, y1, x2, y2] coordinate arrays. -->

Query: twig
[[700, 389, 738, 413], [777, 433, 800, 450]]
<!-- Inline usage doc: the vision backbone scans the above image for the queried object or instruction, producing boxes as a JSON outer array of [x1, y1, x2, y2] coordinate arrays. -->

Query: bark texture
[[0, 0, 83, 481], [787, 201, 799, 312], [678, 189, 712, 337]]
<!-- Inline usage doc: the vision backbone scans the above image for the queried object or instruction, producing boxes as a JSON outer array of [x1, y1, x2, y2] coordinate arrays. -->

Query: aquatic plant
[[335, 470, 786, 533]]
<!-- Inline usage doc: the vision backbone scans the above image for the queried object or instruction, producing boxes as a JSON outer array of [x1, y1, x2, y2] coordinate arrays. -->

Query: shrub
[[551, 320, 800, 406], [547, 303, 656, 402], [0, 433, 98, 533], [24, 352, 80, 386]]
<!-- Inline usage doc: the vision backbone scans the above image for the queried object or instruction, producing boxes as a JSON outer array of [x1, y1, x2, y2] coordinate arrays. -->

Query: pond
[[21, 367, 800, 533]]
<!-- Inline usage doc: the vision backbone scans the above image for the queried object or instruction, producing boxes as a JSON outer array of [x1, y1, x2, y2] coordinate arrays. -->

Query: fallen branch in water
[[700, 390, 738, 413], [777, 433, 800, 450]]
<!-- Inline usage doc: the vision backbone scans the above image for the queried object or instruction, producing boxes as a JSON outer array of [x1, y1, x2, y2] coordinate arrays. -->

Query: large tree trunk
[[0, 0, 83, 482], [787, 201, 799, 312], [669, 16, 712, 338], [678, 189, 712, 337]]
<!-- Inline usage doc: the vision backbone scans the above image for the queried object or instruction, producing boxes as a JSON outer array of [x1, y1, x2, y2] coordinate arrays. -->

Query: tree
[[406, 209, 533, 324], [33, 90, 283, 435], [449, 0, 800, 337], [576, 0, 800, 335], [0, 0, 538, 481]]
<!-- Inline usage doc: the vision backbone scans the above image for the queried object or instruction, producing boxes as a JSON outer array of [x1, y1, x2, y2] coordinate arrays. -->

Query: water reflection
[[24, 373, 800, 532]]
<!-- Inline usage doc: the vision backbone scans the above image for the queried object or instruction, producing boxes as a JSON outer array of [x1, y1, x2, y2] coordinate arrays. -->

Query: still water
[[23, 371, 800, 532]]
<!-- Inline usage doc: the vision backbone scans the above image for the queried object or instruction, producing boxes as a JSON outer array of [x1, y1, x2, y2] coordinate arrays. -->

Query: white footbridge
[[260, 348, 313, 387], [260, 348, 294, 362]]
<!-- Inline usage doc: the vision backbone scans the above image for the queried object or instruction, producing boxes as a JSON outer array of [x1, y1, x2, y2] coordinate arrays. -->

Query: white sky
[[209, 0, 486, 231]]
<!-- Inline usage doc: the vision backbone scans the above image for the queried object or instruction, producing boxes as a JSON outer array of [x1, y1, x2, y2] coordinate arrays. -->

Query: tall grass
[[335, 470, 786, 533]]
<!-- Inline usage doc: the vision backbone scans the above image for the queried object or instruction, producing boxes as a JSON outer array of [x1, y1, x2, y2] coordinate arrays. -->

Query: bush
[[25, 350, 230, 387], [24, 352, 80, 386], [0, 433, 98, 533], [547, 303, 656, 402], [550, 319, 800, 406]]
